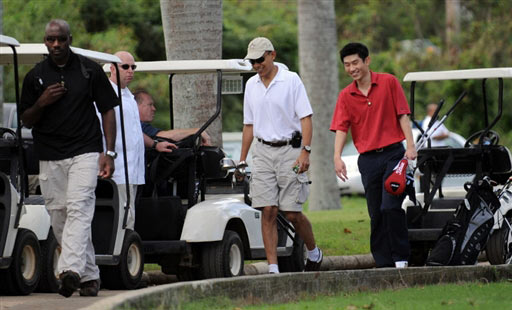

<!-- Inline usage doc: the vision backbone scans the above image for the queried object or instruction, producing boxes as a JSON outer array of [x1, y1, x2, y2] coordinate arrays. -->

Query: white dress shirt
[[108, 80, 145, 185]]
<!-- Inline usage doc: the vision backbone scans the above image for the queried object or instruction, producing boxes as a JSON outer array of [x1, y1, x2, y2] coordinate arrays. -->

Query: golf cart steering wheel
[[0, 128, 17, 140], [156, 134, 198, 149], [464, 130, 500, 147]]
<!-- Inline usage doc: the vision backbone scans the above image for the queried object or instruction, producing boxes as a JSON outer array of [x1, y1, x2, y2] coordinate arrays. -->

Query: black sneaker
[[304, 249, 323, 272], [58, 271, 80, 298], [79, 279, 100, 297]]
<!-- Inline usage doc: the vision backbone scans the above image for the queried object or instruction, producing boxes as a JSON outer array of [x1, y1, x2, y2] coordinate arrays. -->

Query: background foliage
[[2, 0, 511, 144]]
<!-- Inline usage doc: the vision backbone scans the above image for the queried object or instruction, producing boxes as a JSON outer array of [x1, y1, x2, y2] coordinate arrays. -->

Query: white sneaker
[[395, 261, 408, 268]]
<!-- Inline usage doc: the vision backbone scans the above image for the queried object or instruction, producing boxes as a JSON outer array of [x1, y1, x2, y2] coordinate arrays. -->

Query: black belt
[[363, 142, 402, 154], [257, 138, 291, 147]]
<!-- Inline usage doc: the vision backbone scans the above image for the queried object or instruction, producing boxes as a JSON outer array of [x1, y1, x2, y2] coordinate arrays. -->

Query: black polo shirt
[[20, 51, 118, 160]]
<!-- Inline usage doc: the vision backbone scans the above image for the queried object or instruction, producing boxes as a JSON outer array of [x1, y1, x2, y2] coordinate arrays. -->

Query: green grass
[[304, 195, 370, 256], [178, 281, 512, 310]]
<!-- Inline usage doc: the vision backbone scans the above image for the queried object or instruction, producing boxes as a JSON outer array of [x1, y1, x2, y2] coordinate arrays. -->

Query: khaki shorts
[[250, 141, 310, 211]]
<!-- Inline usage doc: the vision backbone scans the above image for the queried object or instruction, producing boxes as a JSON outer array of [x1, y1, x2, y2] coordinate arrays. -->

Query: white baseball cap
[[244, 37, 274, 60]]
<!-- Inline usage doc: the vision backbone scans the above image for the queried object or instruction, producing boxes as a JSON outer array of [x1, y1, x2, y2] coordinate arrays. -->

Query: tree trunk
[[298, 0, 340, 210], [445, 0, 460, 59], [159, 0, 223, 146]]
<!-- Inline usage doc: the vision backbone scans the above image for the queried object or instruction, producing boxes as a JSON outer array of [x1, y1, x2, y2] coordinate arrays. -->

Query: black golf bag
[[426, 177, 500, 266]]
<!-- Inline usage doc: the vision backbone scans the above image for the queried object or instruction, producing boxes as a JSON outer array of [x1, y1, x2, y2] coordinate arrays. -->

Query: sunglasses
[[120, 64, 137, 70], [249, 52, 270, 65], [45, 36, 68, 43]]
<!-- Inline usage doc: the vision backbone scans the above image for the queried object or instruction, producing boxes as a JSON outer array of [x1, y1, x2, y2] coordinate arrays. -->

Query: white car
[[337, 129, 469, 195]]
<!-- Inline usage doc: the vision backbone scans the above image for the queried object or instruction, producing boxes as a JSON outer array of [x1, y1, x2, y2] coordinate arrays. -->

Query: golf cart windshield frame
[[404, 68, 512, 138], [108, 59, 253, 148]]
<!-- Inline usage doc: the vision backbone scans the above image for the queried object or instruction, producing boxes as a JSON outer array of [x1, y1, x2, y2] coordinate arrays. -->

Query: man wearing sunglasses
[[238, 37, 322, 274], [106, 51, 177, 233], [20, 19, 117, 297]]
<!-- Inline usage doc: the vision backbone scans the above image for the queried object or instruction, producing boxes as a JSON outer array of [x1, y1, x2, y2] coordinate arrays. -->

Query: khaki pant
[[39, 152, 100, 282], [250, 142, 310, 211], [117, 184, 138, 230]]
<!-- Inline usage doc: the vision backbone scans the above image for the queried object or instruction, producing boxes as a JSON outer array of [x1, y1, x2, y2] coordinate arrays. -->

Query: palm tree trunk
[[298, 0, 340, 210], [160, 0, 223, 145]]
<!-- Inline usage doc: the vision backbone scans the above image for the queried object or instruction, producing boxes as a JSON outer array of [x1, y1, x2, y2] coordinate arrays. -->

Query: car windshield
[[342, 141, 358, 156]]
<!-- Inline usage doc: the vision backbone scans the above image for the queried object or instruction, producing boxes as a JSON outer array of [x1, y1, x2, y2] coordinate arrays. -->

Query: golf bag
[[426, 177, 500, 266]]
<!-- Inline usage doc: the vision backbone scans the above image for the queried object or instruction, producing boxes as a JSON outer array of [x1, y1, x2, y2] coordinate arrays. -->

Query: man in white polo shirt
[[238, 37, 322, 273]]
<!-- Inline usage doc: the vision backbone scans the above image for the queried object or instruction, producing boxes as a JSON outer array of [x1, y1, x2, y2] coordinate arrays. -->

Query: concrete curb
[[82, 264, 512, 310]]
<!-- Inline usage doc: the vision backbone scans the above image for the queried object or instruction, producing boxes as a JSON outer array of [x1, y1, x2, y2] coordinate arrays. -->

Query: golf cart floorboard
[[142, 240, 188, 255]]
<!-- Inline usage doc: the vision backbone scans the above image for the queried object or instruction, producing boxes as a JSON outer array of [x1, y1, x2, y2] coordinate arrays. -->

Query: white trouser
[[116, 184, 138, 230], [39, 152, 100, 282]]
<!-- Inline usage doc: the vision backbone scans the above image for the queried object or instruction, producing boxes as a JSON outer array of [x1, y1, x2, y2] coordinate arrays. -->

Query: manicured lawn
[[179, 281, 512, 310], [304, 195, 370, 256]]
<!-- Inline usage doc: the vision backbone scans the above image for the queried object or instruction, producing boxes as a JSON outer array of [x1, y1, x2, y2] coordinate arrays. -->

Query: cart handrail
[[0, 43, 121, 65], [404, 67, 512, 82]]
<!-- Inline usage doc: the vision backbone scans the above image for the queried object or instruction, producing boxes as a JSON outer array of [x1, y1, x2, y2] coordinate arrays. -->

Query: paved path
[[0, 290, 129, 310]]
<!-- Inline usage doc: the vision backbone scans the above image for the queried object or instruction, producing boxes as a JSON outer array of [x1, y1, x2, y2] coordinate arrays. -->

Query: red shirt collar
[[348, 71, 378, 95]]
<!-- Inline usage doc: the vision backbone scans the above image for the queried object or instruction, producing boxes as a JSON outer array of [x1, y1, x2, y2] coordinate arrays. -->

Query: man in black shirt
[[20, 19, 117, 298]]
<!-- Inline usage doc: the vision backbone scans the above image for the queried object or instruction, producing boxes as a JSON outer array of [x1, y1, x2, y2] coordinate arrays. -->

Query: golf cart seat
[[0, 129, 20, 178], [417, 145, 512, 184]]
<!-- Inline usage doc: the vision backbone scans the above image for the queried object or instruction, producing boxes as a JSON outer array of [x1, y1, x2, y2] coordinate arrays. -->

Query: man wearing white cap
[[238, 37, 322, 273]]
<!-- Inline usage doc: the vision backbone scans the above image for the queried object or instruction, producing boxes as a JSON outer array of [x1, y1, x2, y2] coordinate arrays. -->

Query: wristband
[[152, 140, 158, 149]]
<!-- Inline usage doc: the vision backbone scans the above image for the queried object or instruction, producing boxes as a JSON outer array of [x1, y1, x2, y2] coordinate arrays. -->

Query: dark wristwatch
[[106, 150, 117, 159], [302, 145, 311, 153], [152, 140, 158, 149]]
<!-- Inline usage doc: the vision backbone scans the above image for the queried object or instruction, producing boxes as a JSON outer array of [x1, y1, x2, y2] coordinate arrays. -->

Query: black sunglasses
[[120, 64, 137, 70], [45, 36, 68, 43], [249, 52, 270, 65]]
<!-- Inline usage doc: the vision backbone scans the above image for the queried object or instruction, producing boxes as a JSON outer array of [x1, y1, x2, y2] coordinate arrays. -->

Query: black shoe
[[79, 279, 100, 297], [58, 271, 80, 298], [305, 249, 323, 272]]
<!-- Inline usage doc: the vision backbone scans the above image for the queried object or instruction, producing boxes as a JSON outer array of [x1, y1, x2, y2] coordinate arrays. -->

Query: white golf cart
[[0, 42, 140, 293], [402, 68, 512, 265], [0, 34, 49, 296], [98, 60, 306, 282]]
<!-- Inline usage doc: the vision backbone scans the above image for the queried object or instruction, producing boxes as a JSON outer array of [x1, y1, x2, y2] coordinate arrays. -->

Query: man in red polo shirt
[[330, 42, 417, 268]]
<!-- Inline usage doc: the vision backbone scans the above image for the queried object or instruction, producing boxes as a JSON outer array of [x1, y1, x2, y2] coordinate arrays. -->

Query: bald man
[[21, 19, 117, 297], [105, 51, 176, 232]]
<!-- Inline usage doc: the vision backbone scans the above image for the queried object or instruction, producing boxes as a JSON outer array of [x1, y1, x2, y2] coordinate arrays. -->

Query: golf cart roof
[[404, 67, 512, 82], [0, 34, 20, 47], [102, 59, 253, 74], [0, 43, 121, 65]]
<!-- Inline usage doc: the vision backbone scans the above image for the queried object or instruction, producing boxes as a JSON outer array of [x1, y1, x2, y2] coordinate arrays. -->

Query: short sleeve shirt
[[330, 72, 410, 153], [141, 122, 160, 139], [243, 66, 313, 141], [20, 51, 118, 160]]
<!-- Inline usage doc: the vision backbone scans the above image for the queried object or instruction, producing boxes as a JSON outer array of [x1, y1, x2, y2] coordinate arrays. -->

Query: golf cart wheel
[[200, 230, 244, 279], [486, 217, 512, 264], [36, 229, 60, 292], [1, 229, 41, 295], [278, 235, 306, 272], [101, 230, 144, 289]]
